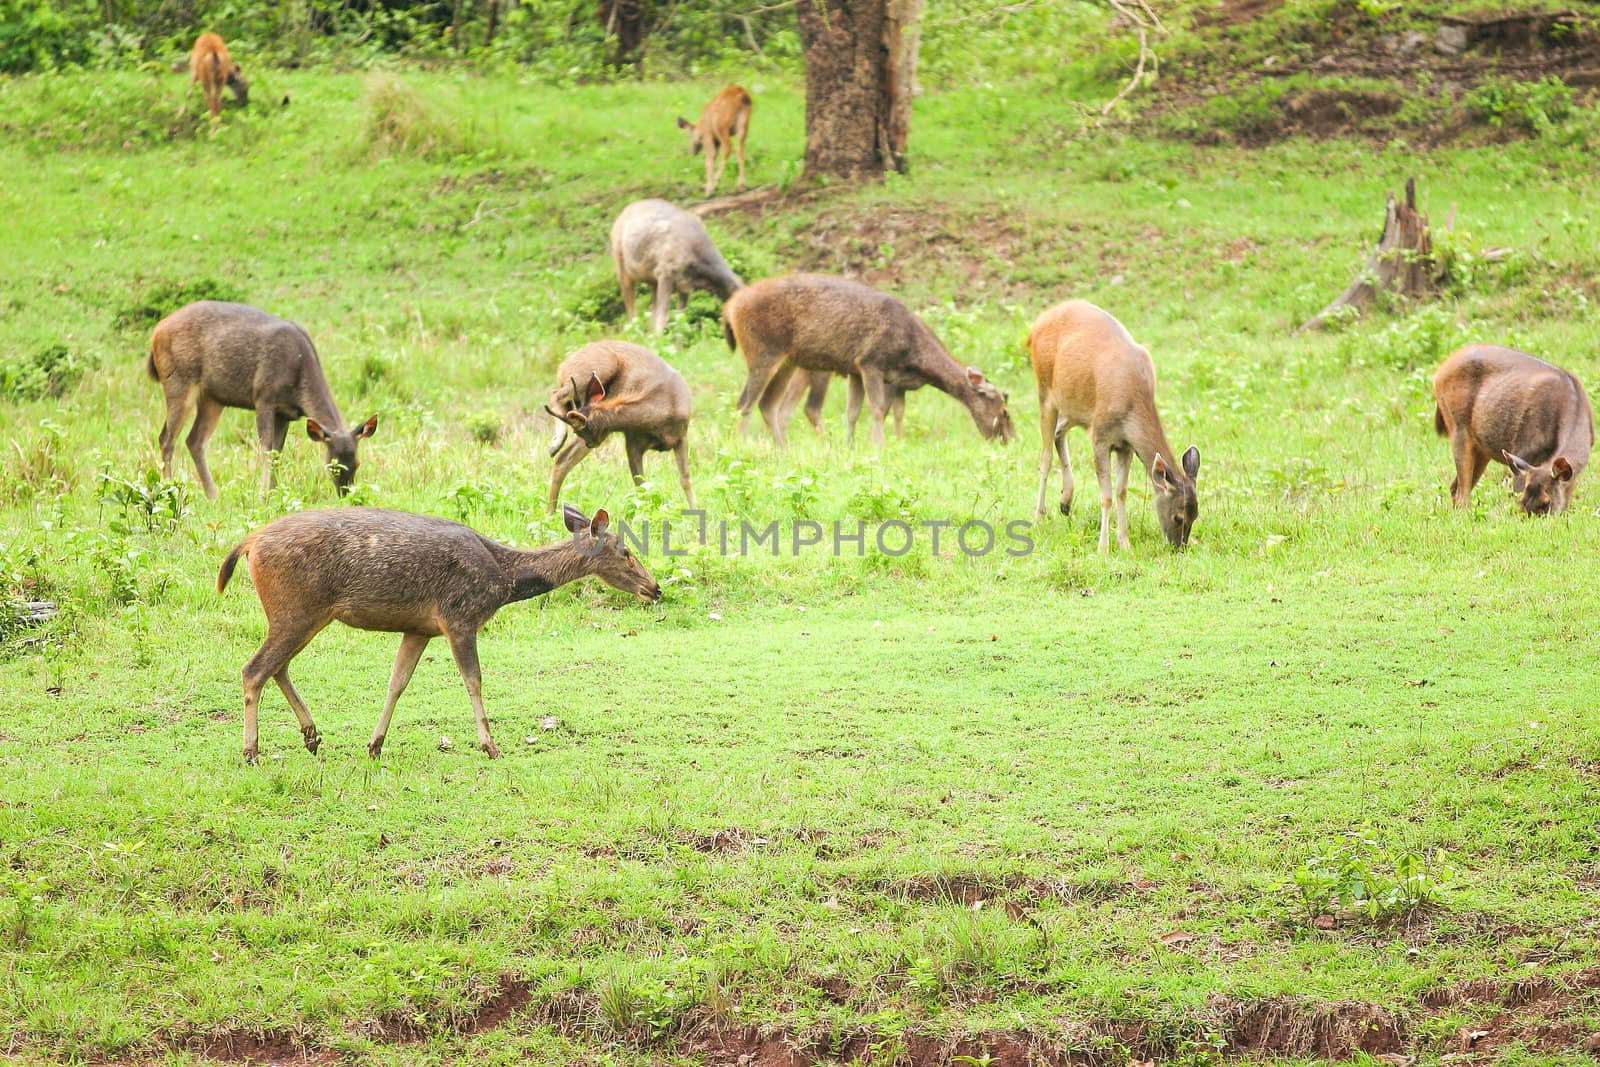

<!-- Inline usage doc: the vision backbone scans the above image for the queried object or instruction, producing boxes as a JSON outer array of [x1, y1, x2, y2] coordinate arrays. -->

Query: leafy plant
[[464, 410, 503, 446], [1, 344, 83, 402], [96, 468, 188, 532], [1288, 830, 1455, 922], [1464, 76, 1575, 135]]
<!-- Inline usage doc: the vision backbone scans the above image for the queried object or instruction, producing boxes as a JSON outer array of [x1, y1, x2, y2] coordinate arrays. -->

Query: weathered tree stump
[[1300, 177, 1441, 332]]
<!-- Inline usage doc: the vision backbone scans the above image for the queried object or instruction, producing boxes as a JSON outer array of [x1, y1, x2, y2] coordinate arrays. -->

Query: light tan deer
[[185, 32, 249, 124], [217, 505, 660, 763], [1433, 344, 1593, 515], [610, 199, 742, 333], [722, 274, 1014, 448], [148, 301, 376, 499], [677, 86, 752, 197], [544, 341, 695, 510], [1028, 300, 1200, 551]]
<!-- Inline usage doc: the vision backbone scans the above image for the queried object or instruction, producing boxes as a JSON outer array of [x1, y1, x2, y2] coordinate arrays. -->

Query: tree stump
[[1300, 177, 1441, 332]]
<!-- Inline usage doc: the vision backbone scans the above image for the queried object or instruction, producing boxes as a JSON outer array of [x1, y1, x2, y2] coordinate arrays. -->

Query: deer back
[[610, 199, 742, 299], [726, 274, 915, 378], [552, 341, 691, 438]]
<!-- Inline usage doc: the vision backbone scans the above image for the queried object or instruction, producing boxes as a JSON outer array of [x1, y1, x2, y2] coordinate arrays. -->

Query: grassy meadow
[[4, 8, 1600, 1064]]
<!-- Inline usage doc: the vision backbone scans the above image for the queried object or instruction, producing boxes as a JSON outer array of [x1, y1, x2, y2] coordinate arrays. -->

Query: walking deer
[[722, 274, 1014, 448], [610, 199, 742, 333], [218, 505, 660, 763], [147, 301, 377, 500], [185, 32, 249, 123], [1028, 300, 1200, 551], [677, 86, 752, 197], [1433, 344, 1593, 515], [544, 341, 695, 510]]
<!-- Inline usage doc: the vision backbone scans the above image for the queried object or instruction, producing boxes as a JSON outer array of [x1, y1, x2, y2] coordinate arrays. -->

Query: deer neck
[[1125, 402, 1183, 484], [295, 355, 346, 430], [908, 326, 974, 406], [500, 541, 590, 605]]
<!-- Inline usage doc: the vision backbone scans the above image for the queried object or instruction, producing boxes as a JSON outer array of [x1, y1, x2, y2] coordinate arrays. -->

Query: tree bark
[[1301, 177, 1440, 332], [597, 0, 649, 67], [797, 0, 922, 181]]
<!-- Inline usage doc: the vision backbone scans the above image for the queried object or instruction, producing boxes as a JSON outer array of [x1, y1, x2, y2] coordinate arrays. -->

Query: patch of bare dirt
[[1213, 995, 1406, 1058], [187, 1030, 336, 1066], [1421, 966, 1600, 1056]]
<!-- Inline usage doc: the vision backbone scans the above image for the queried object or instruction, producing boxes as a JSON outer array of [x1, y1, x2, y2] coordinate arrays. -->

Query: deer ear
[[562, 504, 590, 533], [1554, 456, 1574, 482], [677, 116, 691, 129], [586, 372, 606, 405], [590, 508, 610, 536], [1152, 452, 1173, 489], [966, 367, 985, 386], [306, 419, 328, 442], [1503, 450, 1532, 474], [355, 415, 378, 440], [1181, 445, 1200, 481]]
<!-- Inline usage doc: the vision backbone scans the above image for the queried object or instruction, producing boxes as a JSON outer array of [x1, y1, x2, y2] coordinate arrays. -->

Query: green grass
[[3, 30, 1600, 1067]]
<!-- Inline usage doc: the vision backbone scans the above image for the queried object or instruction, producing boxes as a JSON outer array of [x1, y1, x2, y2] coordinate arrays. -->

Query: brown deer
[[677, 86, 752, 197], [185, 32, 249, 123], [610, 199, 742, 333], [218, 505, 660, 763], [722, 274, 1014, 448], [1028, 300, 1200, 551], [544, 341, 695, 510], [1433, 344, 1593, 515], [147, 301, 377, 500]]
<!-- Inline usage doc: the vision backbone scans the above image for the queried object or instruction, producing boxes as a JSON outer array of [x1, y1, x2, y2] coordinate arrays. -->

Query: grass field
[[4, 7, 1600, 1064]]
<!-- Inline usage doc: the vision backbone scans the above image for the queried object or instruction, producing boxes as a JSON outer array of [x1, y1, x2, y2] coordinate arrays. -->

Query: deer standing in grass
[[544, 341, 695, 510], [148, 301, 377, 500], [610, 199, 743, 334], [1028, 300, 1200, 551], [777, 370, 908, 442], [677, 86, 752, 197], [722, 274, 1014, 448], [218, 505, 660, 763], [184, 32, 248, 124], [1433, 344, 1593, 515]]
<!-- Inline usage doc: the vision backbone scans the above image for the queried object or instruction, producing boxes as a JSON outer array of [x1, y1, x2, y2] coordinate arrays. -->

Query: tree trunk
[[485, 0, 499, 45], [597, 0, 649, 67], [1301, 177, 1440, 332], [797, 0, 923, 181]]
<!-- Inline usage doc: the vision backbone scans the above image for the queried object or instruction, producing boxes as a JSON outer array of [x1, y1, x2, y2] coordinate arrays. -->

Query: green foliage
[[1464, 76, 1576, 134], [1288, 830, 1455, 922], [95, 467, 188, 533], [463, 410, 503, 445], [1, 344, 82, 402]]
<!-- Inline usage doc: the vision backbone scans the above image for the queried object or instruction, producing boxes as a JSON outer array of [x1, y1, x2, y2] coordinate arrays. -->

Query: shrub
[[1287, 829, 1454, 922], [1464, 76, 1576, 134], [1, 345, 83, 402]]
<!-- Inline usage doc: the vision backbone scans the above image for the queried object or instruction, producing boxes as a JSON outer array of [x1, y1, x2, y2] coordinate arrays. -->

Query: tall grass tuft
[[361, 73, 490, 161]]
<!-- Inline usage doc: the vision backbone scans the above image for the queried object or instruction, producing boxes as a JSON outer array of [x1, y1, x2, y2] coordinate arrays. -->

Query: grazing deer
[[677, 86, 752, 197], [544, 341, 695, 510], [147, 301, 377, 500], [218, 505, 660, 763], [1433, 344, 1593, 515], [722, 274, 1014, 448], [610, 199, 742, 333], [185, 32, 249, 123], [1028, 300, 1200, 551]]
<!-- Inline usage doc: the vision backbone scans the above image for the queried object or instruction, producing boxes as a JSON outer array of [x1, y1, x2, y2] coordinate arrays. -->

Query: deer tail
[[209, 52, 221, 81], [145, 340, 160, 381], [216, 536, 253, 594], [1433, 405, 1447, 436], [722, 316, 737, 351]]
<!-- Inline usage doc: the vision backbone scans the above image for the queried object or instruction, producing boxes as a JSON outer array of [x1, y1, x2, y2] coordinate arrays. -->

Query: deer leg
[[1092, 436, 1115, 553], [805, 372, 830, 433], [734, 127, 748, 191], [443, 627, 498, 758], [1449, 434, 1488, 508], [859, 370, 890, 449], [546, 438, 591, 511], [272, 668, 321, 754], [1034, 400, 1057, 520], [158, 386, 194, 480], [240, 618, 328, 763], [617, 264, 636, 321], [186, 395, 225, 501], [368, 632, 430, 758], [758, 362, 799, 449], [845, 375, 864, 447], [774, 371, 813, 436], [270, 413, 290, 456], [735, 350, 789, 432], [1113, 447, 1133, 551], [890, 391, 905, 438], [674, 439, 695, 509], [624, 435, 647, 486], [254, 405, 280, 497], [711, 138, 730, 194], [650, 273, 673, 334], [1056, 427, 1074, 516], [703, 141, 717, 198]]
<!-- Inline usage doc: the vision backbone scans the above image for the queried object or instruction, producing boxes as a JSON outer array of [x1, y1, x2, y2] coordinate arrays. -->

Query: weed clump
[[113, 278, 245, 331], [362, 73, 488, 161], [1, 345, 83, 402], [1464, 76, 1576, 134]]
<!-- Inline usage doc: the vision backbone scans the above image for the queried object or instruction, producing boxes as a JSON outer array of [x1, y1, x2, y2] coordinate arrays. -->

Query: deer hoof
[[481, 740, 502, 759], [243, 746, 258, 765], [367, 738, 384, 759], [1059, 501, 1071, 517], [303, 727, 321, 754]]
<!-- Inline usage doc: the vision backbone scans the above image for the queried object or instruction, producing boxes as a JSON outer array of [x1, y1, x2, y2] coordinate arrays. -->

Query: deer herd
[[149, 45, 1596, 761]]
